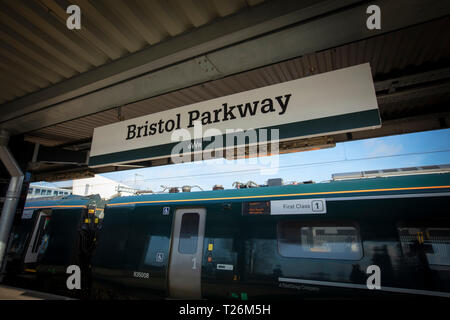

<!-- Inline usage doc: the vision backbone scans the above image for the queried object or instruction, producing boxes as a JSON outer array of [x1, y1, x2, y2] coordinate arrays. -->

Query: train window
[[277, 221, 362, 260], [32, 215, 51, 253], [35, 188, 41, 194], [28, 188, 33, 194], [53, 191, 58, 196], [142, 235, 168, 267], [398, 226, 450, 266], [9, 227, 28, 255], [178, 212, 199, 254], [46, 190, 52, 195]]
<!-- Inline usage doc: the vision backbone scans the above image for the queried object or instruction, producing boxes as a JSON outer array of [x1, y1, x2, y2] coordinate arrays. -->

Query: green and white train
[[4, 166, 450, 299]]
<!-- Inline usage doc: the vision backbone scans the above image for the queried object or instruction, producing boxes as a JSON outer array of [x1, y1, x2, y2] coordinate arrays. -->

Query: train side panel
[[238, 195, 450, 299], [90, 174, 450, 299]]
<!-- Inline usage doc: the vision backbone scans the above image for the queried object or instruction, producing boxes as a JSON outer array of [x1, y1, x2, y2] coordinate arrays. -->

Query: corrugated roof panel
[[23, 16, 450, 147], [177, 0, 216, 28], [212, 0, 247, 17], [0, 0, 265, 103]]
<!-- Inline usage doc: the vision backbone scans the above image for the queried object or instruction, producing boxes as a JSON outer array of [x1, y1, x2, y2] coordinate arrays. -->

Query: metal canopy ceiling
[[24, 16, 450, 147], [0, 0, 264, 104], [1, 0, 369, 132]]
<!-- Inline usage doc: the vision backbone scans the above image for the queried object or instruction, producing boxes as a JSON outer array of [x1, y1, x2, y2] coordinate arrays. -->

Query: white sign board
[[89, 63, 380, 167], [271, 199, 327, 215], [21, 209, 34, 220]]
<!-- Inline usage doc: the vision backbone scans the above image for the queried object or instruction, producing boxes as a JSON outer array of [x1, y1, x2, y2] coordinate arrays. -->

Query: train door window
[[427, 228, 450, 266], [277, 221, 362, 260], [32, 215, 51, 254], [178, 212, 199, 254], [24, 210, 52, 263], [8, 226, 29, 255], [398, 225, 450, 266]]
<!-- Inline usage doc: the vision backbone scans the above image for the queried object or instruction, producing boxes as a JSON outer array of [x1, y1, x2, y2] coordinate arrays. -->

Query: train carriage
[[4, 195, 103, 298], [90, 172, 450, 300]]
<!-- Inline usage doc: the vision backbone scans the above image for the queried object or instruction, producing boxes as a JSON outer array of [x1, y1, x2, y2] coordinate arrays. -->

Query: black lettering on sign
[[126, 124, 136, 140], [124, 93, 292, 141]]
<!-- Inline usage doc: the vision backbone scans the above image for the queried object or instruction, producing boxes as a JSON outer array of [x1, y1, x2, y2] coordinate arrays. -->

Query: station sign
[[89, 63, 380, 167]]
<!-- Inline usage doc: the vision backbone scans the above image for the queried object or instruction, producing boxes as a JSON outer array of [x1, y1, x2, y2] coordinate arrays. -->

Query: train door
[[168, 208, 206, 299], [24, 210, 51, 264]]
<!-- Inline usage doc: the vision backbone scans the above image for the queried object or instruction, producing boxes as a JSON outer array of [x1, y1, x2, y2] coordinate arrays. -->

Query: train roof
[[24, 194, 101, 209], [106, 172, 450, 206]]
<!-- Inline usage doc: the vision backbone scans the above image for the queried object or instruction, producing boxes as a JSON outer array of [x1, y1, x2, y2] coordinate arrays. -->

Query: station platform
[[0, 284, 73, 300]]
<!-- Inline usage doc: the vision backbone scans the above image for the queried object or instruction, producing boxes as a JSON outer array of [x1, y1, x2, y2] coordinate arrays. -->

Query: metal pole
[[0, 130, 24, 279]]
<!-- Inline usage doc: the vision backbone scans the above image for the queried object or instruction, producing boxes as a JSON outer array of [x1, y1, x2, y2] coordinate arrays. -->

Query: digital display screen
[[243, 201, 271, 215]]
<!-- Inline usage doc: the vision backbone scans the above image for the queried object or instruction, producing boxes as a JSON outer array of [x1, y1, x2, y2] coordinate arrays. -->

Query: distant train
[[3, 169, 450, 299], [26, 185, 72, 199]]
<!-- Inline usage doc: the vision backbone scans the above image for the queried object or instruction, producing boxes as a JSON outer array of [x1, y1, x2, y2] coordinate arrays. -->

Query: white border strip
[[279, 277, 450, 298], [325, 192, 450, 201]]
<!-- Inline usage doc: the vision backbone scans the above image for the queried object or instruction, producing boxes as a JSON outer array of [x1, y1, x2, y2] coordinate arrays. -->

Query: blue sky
[[44, 128, 450, 192]]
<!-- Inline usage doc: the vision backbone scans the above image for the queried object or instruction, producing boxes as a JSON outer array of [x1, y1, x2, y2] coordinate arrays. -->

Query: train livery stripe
[[23, 205, 87, 209], [325, 192, 450, 201], [278, 277, 450, 298], [106, 185, 450, 207]]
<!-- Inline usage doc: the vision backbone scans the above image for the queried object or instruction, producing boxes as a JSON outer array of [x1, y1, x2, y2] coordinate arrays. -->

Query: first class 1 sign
[[89, 63, 381, 167], [243, 199, 327, 215]]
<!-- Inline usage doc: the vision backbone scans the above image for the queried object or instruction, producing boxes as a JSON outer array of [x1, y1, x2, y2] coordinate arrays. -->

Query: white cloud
[[364, 140, 403, 157]]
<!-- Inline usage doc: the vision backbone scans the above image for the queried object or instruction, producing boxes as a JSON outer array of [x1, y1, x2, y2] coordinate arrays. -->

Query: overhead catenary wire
[[40, 148, 450, 189]]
